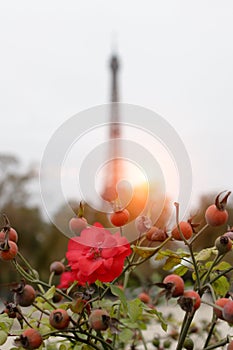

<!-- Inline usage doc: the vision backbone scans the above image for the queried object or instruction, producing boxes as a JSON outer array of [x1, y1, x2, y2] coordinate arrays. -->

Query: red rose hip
[[0, 241, 18, 260], [49, 309, 70, 329], [178, 290, 201, 312], [214, 298, 229, 319], [0, 227, 18, 243], [18, 328, 43, 349], [205, 191, 230, 226], [163, 274, 184, 297], [110, 209, 129, 227], [171, 222, 193, 241], [15, 284, 36, 307], [88, 309, 109, 331], [223, 300, 233, 324]]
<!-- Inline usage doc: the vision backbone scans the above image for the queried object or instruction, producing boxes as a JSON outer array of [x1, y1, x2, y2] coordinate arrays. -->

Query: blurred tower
[[101, 54, 124, 203]]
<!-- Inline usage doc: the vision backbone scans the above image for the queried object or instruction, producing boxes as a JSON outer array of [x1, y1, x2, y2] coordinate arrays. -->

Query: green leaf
[[81, 346, 94, 350], [44, 285, 56, 300], [146, 308, 167, 331], [132, 245, 158, 258], [59, 344, 68, 350], [155, 249, 190, 261], [128, 299, 143, 322], [0, 313, 14, 332], [109, 284, 128, 313], [196, 248, 215, 262], [173, 265, 189, 276], [163, 256, 181, 271], [192, 272, 196, 281], [119, 328, 133, 344], [95, 280, 104, 289], [0, 330, 7, 345], [212, 275, 230, 297], [205, 261, 213, 269], [213, 261, 232, 271]]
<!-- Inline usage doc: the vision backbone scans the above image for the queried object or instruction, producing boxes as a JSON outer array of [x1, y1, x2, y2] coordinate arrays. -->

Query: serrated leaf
[[212, 275, 230, 297], [44, 285, 56, 300], [173, 265, 189, 276], [128, 299, 143, 322], [163, 257, 181, 271], [196, 248, 215, 262], [109, 284, 128, 313]]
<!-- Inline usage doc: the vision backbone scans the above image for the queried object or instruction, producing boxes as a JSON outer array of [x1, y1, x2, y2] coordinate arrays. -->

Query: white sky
[[1, 1, 233, 214]]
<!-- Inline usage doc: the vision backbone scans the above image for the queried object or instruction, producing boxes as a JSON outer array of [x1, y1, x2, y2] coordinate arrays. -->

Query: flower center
[[88, 247, 102, 260]]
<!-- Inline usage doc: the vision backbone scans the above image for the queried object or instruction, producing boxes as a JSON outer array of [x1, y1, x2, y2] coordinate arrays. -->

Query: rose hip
[[0, 241, 18, 260], [88, 309, 109, 331], [110, 209, 130, 227], [223, 300, 233, 324], [49, 309, 70, 329], [15, 284, 36, 307], [171, 222, 193, 241], [205, 191, 230, 227], [18, 328, 43, 349], [0, 227, 18, 243], [214, 298, 229, 319], [163, 274, 184, 297], [50, 261, 65, 275]]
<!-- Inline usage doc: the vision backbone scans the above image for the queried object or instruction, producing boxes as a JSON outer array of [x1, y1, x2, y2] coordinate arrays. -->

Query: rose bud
[[135, 216, 152, 234]]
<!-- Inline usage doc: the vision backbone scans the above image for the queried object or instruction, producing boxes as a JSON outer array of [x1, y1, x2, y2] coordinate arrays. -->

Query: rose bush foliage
[[0, 192, 233, 349]]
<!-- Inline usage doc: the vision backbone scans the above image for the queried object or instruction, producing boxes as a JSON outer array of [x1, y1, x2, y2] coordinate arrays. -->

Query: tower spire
[[101, 54, 123, 203], [109, 55, 120, 139]]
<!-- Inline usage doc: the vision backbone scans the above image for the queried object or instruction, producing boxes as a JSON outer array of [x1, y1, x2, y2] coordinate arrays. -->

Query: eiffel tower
[[101, 54, 124, 204]]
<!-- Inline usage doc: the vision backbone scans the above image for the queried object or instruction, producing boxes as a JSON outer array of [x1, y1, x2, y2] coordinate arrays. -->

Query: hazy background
[[0, 1, 233, 215]]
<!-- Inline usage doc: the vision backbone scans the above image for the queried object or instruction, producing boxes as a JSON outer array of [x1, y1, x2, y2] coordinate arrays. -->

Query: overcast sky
[[1, 1, 233, 215]]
